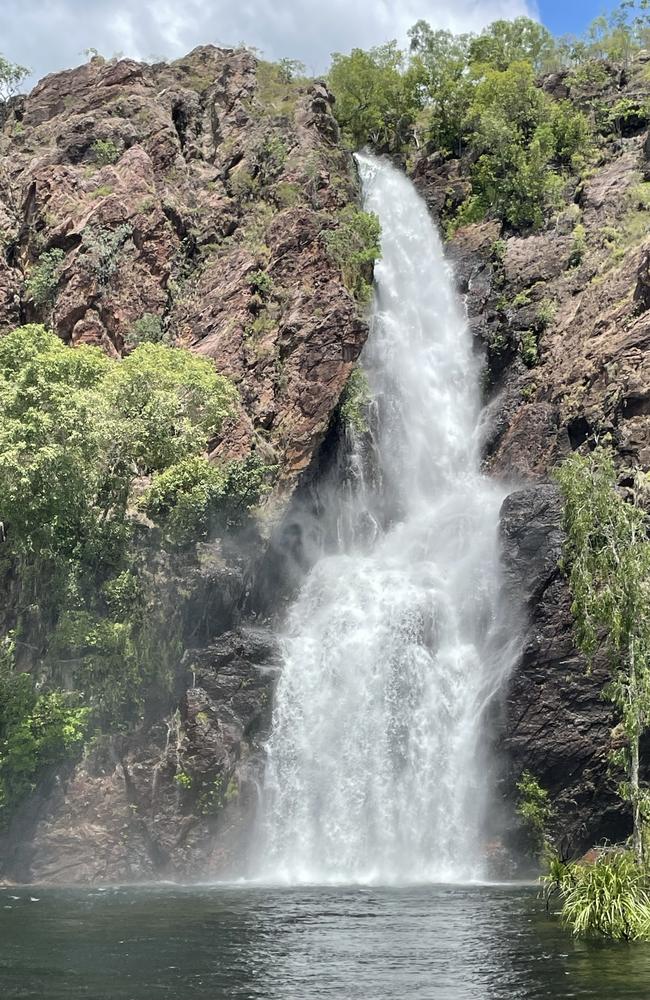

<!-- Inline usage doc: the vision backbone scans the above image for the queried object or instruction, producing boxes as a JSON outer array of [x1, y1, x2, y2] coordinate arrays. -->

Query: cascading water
[[255, 154, 516, 885]]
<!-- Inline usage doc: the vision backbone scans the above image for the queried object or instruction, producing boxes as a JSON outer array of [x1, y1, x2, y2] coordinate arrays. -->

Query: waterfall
[[255, 154, 515, 884]]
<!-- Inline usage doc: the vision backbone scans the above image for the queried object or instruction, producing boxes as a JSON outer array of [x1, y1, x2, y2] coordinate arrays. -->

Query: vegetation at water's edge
[[556, 448, 650, 866], [543, 851, 650, 940], [529, 446, 650, 941], [0, 326, 273, 827]]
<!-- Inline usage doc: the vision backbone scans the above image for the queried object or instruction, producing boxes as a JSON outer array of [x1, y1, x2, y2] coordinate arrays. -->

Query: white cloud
[[4, 0, 538, 88]]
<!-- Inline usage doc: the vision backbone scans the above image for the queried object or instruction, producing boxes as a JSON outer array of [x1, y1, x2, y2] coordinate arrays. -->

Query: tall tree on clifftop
[[556, 448, 650, 863]]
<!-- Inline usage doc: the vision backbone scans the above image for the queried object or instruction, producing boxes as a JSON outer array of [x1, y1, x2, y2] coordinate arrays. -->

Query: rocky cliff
[[413, 56, 650, 854], [0, 47, 370, 883], [1, 47, 649, 882]]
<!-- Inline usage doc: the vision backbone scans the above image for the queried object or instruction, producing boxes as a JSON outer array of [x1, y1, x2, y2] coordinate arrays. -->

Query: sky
[[4, 0, 609, 88]]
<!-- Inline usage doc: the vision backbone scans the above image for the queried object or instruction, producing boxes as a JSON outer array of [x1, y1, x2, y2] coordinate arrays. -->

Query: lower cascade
[[255, 154, 517, 884]]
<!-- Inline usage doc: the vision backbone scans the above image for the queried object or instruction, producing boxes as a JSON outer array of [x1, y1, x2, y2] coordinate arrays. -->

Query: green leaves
[[0, 639, 88, 827], [25, 249, 65, 307], [104, 342, 237, 473], [0, 53, 29, 101], [463, 62, 591, 231], [556, 448, 650, 862], [140, 453, 276, 543], [328, 43, 421, 153], [322, 206, 381, 302], [516, 770, 553, 857], [0, 325, 242, 754], [548, 852, 650, 941]]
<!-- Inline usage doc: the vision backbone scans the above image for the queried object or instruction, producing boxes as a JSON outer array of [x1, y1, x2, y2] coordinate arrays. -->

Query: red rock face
[[0, 45, 367, 495], [0, 49, 371, 885]]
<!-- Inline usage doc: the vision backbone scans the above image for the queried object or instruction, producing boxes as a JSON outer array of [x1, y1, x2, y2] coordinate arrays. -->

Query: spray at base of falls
[[254, 154, 518, 885]]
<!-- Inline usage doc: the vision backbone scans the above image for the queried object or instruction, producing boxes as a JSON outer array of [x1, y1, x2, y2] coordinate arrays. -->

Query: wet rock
[[499, 485, 626, 855]]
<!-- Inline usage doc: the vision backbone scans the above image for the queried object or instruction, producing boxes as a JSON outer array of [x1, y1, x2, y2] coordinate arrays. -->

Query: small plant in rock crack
[[90, 138, 121, 166]]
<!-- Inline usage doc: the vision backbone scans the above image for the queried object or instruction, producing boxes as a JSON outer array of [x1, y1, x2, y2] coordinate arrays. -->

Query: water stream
[[256, 155, 517, 884]]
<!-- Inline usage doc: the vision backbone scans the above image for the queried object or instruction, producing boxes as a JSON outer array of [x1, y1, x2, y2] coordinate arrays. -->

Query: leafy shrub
[[141, 453, 275, 542], [516, 769, 553, 856], [322, 206, 381, 302], [339, 366, 371, 433], [82, 223, 133, 285], [463, 61, 589, 231], [568, 223, 587, 267], [256, 135, 287, 185], [0, 325, 238, 742], [104, 342, 237, 472], [546, 852, 650, 941], [0, 637, 88, 826], [247, 269, 275, 299], [273, 181, 302, 208], [124, 312, 171, 347], [536, 299, 556, 330], [519, 330, 539, 368], [91, 138, 120, 165], [25, 248, 65, 306], [219, 453, 276, 516], [139, 456, 228, 541], [228, 169, 259, 202]]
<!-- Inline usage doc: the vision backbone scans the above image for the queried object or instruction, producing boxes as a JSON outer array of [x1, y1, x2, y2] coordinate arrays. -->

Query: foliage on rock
[[322, 206, 381, 302], [556, 447, 650, 864], [0, 325, 268, 815]]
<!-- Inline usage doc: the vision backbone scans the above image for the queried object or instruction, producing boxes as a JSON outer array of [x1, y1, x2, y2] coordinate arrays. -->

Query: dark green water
[[1, 882, 650, 999]]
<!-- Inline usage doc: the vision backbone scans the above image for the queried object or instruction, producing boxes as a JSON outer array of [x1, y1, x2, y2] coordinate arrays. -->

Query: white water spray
[[256, 155, 515, 884]]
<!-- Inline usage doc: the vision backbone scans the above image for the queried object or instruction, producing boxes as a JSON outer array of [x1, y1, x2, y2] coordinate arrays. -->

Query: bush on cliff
[[322, 206, 382, 302], [556, 447, 650, 866], [0, 325, 252, 802], [0, 636, 88, 828]]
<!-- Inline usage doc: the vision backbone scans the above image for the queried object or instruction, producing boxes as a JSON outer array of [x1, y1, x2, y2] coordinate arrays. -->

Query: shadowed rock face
[[499, 486, 625, 855], [1, 627, 278, 885]]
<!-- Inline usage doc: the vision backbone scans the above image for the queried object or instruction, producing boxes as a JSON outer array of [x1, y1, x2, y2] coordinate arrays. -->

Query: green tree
[[556, 448, 650, 864], [328, 43, 422, 152], [0, 327, 238, 709], [407, 22, 474, 155], [0, 54, 30, 101], [463, 61, 591, 230], [468, 17, 556, 71]]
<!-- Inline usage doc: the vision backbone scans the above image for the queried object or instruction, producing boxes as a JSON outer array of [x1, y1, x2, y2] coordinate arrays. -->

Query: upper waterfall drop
[[255, 154, 516, 885]]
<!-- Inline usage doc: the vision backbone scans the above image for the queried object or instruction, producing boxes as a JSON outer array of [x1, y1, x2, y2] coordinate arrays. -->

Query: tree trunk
[[631, 727, 643, 865], [629, 639, 644, 865]]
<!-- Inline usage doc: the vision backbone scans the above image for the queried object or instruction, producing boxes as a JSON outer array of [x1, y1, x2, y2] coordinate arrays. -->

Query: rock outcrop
[[0, 46, 365, 487], [499, 485, 624, 855], [0, 49, 369, 883]]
